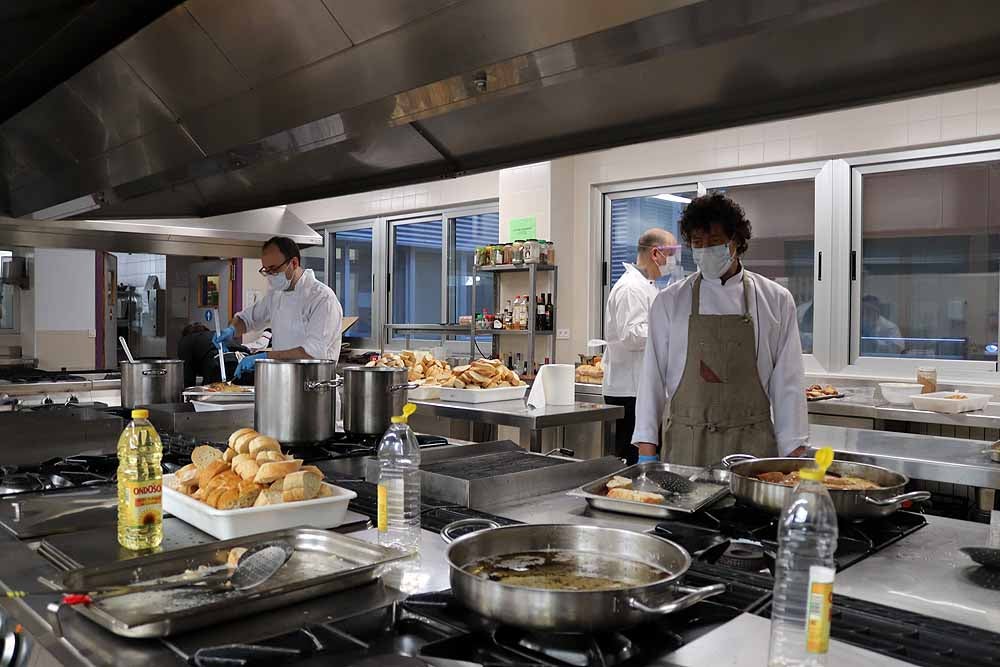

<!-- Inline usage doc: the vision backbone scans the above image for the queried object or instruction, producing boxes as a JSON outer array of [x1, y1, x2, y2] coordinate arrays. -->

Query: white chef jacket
[[602, 263, 660, 397], [236, 269, 344, 363], [631, 268, 808, 455]]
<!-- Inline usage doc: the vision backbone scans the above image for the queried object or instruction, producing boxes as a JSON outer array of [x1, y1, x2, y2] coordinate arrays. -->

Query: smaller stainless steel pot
[[254, 359, 341, 443], [120, 359, 184, 408], [341, 366, 416, 436], [440, 519, 725, 632], [721, 454, 930, 519]]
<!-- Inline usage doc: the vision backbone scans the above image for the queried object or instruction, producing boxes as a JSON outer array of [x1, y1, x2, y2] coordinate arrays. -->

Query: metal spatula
[[961, 546, 1000, 569], [632, 468, 696, 495]]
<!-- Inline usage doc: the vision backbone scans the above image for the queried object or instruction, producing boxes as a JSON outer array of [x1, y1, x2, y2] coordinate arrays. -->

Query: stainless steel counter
[[809, 394, 1000, 430], [410, 397, 623, 453], [809, 424, 1000, 489], [836, 514, 1000, 633]]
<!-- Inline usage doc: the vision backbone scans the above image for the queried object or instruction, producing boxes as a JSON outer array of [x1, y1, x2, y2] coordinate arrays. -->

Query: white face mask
[[657, 254, 677, 278], [267, 270, 291, 292], [692, 243, 735, 280]]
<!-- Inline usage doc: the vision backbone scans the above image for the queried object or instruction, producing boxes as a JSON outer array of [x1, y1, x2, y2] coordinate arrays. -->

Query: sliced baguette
[[209, 486, 240, 510], [248, 435, 281, 457], [253, 459, 302, 484], [192, 445, 224, 470], [176, 463, 200, 485], [228, 427, 256, 449], [236, 479, 262, 508], [300, 465, 324, 480], [231, 453, 252, 469], [255, 450, 285, 464], [269, 477, 284, 492], [197, 459, 230, 488], [234, 457, 260, 481], [281, 471, 321, 502], [605, 475, 633, 490], [316, 484, 334, 498], [223, 447, 238, 464], [233, 431, 259, 454], [607, 487, 664, 505]]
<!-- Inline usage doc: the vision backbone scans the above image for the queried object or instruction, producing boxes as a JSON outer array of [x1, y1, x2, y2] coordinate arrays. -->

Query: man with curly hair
[[631, 193, 808, 465]]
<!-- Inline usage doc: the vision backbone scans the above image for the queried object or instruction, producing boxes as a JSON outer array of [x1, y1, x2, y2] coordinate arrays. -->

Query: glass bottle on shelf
[[545, 292, 554, 331], [492, 245, 505, 265], [512, 240, 524, 265], [538, 239, 549, 265]]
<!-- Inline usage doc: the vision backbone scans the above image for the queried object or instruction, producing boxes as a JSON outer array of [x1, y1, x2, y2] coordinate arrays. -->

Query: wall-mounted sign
[[508, 216, 537, 240]]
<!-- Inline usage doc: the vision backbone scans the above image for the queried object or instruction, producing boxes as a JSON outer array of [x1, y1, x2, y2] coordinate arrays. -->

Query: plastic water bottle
[[769, 448, 839, 667], [117, 409, 163, 550], [376, 403, 421, 550]]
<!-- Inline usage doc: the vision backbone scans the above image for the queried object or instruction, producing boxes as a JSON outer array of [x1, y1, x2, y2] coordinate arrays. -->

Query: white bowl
[[879, 383, 924, 405]]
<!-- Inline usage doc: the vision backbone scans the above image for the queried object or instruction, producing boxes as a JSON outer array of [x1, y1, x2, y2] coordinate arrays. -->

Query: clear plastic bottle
[[769, 448, 839, 667], [376, 403, 421, 550], [117, 409, 163, 550]]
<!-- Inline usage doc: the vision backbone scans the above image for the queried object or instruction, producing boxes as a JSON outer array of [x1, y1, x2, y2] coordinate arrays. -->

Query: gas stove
[[0, 368, 89, 384], [284, 433, 449, 463], [654, 501, 927, 575]]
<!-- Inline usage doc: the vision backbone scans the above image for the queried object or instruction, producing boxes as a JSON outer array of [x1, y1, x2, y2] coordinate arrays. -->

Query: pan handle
[[390, 382, 419, 393], [863, 491, 931, 508], [720, 453, 756, 469], [440, 518, 501, 544], [628, 583, 726, 615]]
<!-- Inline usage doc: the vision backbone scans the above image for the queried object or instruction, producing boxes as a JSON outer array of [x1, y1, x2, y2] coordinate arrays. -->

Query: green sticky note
[[508, 216, 536, 240]]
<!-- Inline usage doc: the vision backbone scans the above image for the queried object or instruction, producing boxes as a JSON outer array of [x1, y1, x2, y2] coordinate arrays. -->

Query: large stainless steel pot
[[254, 359, 341, 443], [341, 366, 416, 436], [120, 359, 183, 408], [441, 519, 725, 632], [721, 454, 930, 519]]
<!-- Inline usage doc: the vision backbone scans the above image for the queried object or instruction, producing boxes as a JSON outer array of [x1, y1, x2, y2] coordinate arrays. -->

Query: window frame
[[847, 150, 1000, 376], [595, 162, 830, 373], [0, 250, 19, 334], [325, 218, 383, 350]]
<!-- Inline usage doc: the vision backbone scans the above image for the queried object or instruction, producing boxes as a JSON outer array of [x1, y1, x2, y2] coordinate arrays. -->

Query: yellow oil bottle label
[[377, 484, 388, 532], [122, 479, 162, 528], [805, 566, 834, 654]]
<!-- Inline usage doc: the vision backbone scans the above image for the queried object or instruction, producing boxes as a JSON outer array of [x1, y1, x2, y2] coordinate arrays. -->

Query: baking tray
[[55, 527, 410, 638], [567, 462, 730, 517], [182, 385, 254, 403], [806, 392, 846, 402]]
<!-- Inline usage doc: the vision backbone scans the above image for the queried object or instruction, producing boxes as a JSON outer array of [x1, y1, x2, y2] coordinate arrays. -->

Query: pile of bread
[[603, 475, 665, 505], [364, 350, 454, 384], [805, 384, 840, 400], [168, 428, 332, 510], [365, 351, 524, 390], [575, 357, 603, 385]]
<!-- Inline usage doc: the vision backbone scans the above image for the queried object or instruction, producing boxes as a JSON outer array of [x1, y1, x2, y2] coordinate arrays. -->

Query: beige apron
[[665, 273, 778, 466]]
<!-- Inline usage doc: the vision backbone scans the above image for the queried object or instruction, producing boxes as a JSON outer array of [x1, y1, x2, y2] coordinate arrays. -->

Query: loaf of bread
[[253, 459, 302, 484], [607, 487, 665, 505]]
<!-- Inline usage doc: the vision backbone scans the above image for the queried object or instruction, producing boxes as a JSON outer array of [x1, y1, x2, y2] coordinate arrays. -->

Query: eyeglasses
[[258, 258, 290, 276], [654, 245, 681, 256]]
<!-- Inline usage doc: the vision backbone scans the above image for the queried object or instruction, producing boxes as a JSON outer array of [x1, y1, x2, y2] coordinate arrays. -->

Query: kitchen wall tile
[[977, 109, 1000, 137], [908, 118, 941, 145], [940, 88, 978, 116], [788, 134, 817, 159], [763, 138, 790, 163], [715, 146, 739, 168], [762, 121, 790, 141], [941, 112, 977, 140], [906, 95, 941, 122], [977, 83, 1000, 111], [738, 143, 764, 166], [714, 128, 741, 149], [738, 125, 764, 145]]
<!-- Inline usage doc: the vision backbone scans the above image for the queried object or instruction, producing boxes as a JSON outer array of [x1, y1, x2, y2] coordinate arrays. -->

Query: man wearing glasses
[[603, 228, 679, 464], [215, 236, 343, 378]]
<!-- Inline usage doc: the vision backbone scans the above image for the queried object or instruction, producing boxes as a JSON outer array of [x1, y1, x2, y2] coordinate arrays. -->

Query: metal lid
[[256, 358, 335, 364], [120, 359, 182, 365]]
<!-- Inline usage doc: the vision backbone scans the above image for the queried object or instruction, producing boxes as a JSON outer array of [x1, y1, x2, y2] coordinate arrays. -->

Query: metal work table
[[409, 397, 623, 453], [809, 424, 1000, 489], [809, 394, 1000, 430]]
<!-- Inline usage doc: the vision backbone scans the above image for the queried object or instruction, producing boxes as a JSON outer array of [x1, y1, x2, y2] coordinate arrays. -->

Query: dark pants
[[603, 395, 638, 465]]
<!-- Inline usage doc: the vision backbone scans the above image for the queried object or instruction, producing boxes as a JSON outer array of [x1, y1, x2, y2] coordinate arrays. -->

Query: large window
[[301, 241, 326, 286], [0, 251, 17, 331], [331, 227, 374, 340], [391, 217, 444, 327], [855, 158, 1000, 363], [450, 212, 499, 320], [606, 189, 697, 288]]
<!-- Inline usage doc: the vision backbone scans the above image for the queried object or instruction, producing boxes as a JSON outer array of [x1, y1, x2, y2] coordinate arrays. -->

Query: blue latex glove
[[234, 352, 266, 378], [213, 325, 236, 350], [637, 454, 659, 463]]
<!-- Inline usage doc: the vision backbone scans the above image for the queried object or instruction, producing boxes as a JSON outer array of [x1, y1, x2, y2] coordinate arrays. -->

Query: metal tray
[[806, 392, 846, 402], [567, 462, 730, 517], [182, 385, 254, 403], [55, 527, 409, 638]]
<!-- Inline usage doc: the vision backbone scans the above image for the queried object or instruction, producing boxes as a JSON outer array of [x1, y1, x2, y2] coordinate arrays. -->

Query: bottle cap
[[798, 446, 833, 481], [131, 409, 149, 419], [391, 402, 416, 424]]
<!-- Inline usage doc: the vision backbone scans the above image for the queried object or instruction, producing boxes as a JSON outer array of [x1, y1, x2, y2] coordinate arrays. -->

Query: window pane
[[860, 162, 998, 360], [608, 191, 697, 287], [332, 228, 373, 339], [392, 219, 443, 331], [449, 212, 499, 321], [711, 180, 815, 354], [301, 242, 326, 285], [0, 251, 15, 330]]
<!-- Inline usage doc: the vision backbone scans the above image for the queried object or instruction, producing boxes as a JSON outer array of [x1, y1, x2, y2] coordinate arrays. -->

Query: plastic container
[[376, 403, 421, 550], [879, 382, 924, 405], [910, 391, 991, 414], [163, 475, 356, 539], [512, 240, 524, 265], [190, 400, 252, 412], [916, 367, 937, 394], [524, 239, 540, 264], [437, 384, 528, 403], [769, 448, 839, 667], [117, 409, 163, 550]]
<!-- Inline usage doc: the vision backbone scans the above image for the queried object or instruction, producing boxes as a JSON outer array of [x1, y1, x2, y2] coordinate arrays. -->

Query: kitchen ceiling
[[3, 0, 1000, 219]]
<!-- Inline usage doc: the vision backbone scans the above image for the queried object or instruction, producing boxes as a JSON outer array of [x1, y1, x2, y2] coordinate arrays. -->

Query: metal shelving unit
[[471, 263, 558, 370]]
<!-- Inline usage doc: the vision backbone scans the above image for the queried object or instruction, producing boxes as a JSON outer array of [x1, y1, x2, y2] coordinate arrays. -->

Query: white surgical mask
[[657, 255, 676, 278], [267, 271, 291, 292], [692, 243, 734, 280]]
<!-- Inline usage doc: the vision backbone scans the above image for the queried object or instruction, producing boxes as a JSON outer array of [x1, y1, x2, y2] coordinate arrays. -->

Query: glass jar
[[479, 246, 492, 266], [524, 239, 540, 264], [546, 241, 555, 265], [492, 245, 505, 265], [502, 243, 513, 265], [916, 367, 937, 394], [512, 240, 524, 265], [473, 247, 483, 267], [537, 239, 549, 264]]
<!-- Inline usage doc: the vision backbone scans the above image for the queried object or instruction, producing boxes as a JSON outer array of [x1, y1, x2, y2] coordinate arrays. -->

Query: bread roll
[[607, 487, 664, 505], [282, 471, 321, 502], [236, 479, 262, 507], [231, 453, 252, 469], [197, 459, 230, 488], [300, 465, 324, 480], [253, 491, 270, 507], [605, 475, 633, 490], [249, 435, 281, 457], [208, 486, 239, 510], [255, 450, 284, 464], [192, 445, 224, 470], [203, 471, 240, 495], [223, 447, 238, 463], [233, 431, 259, 454], [176, 463, 200, 485], [234, 458, 260, 481], [253, 459, 302, 484], [228, 428, 256, 449], [269, 477, 284, 492]]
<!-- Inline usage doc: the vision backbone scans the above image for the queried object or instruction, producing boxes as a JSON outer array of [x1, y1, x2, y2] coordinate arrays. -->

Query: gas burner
[[0, 472, 46, 495], [494, 627, 638, 667], [716, 542, 771, 572]]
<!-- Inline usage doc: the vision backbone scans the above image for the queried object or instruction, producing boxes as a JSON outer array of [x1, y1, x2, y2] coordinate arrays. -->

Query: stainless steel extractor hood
[[3, 0, 1000, 219], [0, 207, 320, 257]]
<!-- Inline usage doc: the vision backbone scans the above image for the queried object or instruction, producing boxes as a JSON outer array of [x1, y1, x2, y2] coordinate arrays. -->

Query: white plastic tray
[[436, 384, 528, 403], [163, 474, 357, 540], [407, 384, 441, 400], [191, 400, 252, 412], [910, 391, 991, 414]]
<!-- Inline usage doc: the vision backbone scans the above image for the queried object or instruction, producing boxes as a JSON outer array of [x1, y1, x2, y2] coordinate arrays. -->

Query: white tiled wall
[[499, 162, 551, 243], [113, 253, 165, 289]]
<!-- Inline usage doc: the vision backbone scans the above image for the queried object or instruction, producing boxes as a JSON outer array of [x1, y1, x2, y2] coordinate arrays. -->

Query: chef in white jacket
[[215, 236, 344, 378], [603, 228, 678, 464], [632, 193, 808, 465]]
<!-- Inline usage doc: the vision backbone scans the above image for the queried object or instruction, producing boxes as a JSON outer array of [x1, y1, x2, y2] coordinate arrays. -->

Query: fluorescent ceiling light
[[29, 194, 100, 220], [653, 193, 692, 204]]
